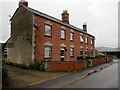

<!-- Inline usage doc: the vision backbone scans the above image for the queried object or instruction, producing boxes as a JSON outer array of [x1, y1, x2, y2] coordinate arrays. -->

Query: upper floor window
[[70, 47, 74, 57], [85, 37, 88, 44], [80, 35, 84, 43], [44, 46, 51, 58], [91, 38, 93, 44], [61, 29, 65, 39], [45, 24, 51, 36], [70, 32, 74, 41]]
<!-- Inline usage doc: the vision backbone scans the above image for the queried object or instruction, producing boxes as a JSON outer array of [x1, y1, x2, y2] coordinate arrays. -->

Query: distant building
[[7, 0, 95, 65]]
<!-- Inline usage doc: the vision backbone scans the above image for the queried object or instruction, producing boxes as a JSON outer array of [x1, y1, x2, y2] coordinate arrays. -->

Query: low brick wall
[[91, 57, 106, 66], [73, 60, 86, 71], [47, 56, 113, 72], [107, 56, 113, 62], [47, 60, 86, 72]]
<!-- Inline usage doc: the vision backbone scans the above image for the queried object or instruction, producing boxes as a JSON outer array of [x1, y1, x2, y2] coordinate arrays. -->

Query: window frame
[[70, 32, 74, 41], [80, 35, 84, 43], [70, 47, 74, 57], [91, 38, 94, 44], [44, 46, 52, 58], [80, 48, 83, 56], [61, 29, 66, 39], [61, 47, 65, 58], [91, 49, 93, 55], [85, 48, 88, 57], [85, 37, 88, 44], [45, 24, 52, 37]]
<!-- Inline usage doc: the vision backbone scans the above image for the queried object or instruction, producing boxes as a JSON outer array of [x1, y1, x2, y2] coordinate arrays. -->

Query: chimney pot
[[61, 10, 69, 24], [19, 0, 28, 7], [83, 23, 87, 32]]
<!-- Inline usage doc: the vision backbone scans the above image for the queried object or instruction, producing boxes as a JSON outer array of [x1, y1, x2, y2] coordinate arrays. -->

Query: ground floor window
[[80, 48, 83, 56], [91, 49, 93, 55], [45, 46, 51, 58], [70, 47, 74, 57], [85, 48, 88, 57]]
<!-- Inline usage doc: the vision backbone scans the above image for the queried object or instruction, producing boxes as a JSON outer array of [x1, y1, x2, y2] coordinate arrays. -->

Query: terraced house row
[[6, 0, 95, 65]]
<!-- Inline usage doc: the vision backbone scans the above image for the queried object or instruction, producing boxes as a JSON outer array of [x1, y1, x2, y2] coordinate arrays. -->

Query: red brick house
[[7, 0, 95, 65]]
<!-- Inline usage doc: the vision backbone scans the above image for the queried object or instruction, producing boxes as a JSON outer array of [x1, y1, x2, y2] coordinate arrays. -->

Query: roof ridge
[[16, 6, 95, 37]]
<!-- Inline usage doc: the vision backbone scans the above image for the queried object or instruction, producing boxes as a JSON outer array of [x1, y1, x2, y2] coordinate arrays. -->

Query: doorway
[[61, 47, 65, 61]]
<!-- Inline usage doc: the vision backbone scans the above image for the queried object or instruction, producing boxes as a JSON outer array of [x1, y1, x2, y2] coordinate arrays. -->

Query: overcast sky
[[0, 0, 119, 48]]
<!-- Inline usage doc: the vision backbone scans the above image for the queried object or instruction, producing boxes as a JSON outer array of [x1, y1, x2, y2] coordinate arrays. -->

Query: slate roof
[[11, 6, 95, 37]]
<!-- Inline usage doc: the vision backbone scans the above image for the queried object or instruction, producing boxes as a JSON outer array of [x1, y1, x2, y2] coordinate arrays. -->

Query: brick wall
[[91, 57, 106, 66], [47, 56, 113, 72], [107, 56, 113, 62], [47, 60, 86, 72], [73, 60, 86, 71], [91, 56, 113, 66], [34, 15, 95, 62]]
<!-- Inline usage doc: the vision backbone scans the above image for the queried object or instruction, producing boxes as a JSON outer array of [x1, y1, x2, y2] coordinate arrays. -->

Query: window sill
[[70, 56, 74, 58], [44, 58, 51, 61], [61, 38, 65, 40], [70, 40, 74, 42], [44, 57, 51, 59], [44, 35, 52, 37]]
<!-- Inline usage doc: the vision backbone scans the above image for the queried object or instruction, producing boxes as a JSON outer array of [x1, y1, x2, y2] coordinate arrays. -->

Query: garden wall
[[46, 56, 113, 72], [91, 57, 106, 66], [107, 56, 113, 62], [47, 60, 86, 72]]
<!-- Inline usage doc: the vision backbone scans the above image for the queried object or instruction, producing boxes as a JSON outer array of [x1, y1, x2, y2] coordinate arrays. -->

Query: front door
[[61, 47, 65, 61]]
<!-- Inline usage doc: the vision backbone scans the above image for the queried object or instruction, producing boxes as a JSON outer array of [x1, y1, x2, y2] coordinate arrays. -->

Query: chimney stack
[[19, 0, 28, 7], [83, 23, 87, 32], [61, 10, 69, 24]]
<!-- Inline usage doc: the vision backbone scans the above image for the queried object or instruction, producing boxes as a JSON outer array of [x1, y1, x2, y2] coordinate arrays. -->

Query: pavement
[[6, 60, 117, 88], [6, 65, 69, 88]]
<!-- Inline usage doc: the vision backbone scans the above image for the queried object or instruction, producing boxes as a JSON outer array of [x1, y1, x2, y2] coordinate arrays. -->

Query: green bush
[[29, 61, 45, 71], [5, 61, 29, 69], [5, 61, 45, 71]]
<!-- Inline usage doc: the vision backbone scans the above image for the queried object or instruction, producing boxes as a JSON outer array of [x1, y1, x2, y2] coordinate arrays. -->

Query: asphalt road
[[65, 60, 118, 88]]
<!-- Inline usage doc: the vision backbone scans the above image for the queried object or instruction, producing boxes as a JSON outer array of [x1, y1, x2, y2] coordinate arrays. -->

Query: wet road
[[25, 60, 117, 88], [65, 60, 118, 88]]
